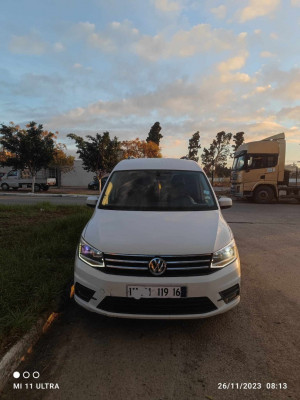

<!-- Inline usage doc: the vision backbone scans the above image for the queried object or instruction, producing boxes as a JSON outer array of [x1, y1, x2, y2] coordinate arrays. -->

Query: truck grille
[[102, 253, 216, 277], [98, 296, 217, 315]]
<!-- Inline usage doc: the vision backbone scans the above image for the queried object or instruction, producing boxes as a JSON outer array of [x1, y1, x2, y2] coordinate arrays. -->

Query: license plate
[[127, 286, 186, 299]]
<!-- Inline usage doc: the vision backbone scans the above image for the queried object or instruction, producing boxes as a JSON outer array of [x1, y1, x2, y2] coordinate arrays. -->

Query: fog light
[[219, 284, 240, 304], [75, 282, 95, 302]]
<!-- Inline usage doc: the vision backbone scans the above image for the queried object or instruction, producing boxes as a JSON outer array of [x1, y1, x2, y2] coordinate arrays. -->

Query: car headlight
[[78, 238, 104, 268], [211, 240, 238, 268]]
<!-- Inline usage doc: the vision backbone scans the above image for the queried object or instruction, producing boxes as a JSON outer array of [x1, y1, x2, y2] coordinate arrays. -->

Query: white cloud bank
[[9, 33, 47, 55], [211, 5, 227, 19], [238, 0, 280, 23], [134, 24, 246, 60]]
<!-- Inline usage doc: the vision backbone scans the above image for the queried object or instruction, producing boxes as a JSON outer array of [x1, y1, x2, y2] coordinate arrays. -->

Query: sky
[[0, 0, 299, 164]]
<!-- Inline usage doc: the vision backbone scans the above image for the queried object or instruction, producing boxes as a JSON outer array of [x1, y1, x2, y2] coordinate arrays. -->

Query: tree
[[49, 144, 75, 188], [201, 131, 232, 184], [146, 122, 163, 145], [188, 131, 201, 162], [0, 121, 55, 192], [232, 131, 245, 155], [121, 138, 162, 159], [67, 132, 121, 192], [215, 165, 231, 178], [0, 146, 11, 164]]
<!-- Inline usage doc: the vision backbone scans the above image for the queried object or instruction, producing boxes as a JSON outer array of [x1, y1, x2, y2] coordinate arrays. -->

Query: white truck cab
[[74, 158, 240, 319]]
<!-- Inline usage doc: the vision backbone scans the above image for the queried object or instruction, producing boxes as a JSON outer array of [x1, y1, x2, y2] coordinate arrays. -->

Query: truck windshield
[[99, 170, 218, 211], [232, 154, 246, 171]]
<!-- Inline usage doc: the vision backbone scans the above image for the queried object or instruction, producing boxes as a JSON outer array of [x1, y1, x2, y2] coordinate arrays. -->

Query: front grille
[[98, 296, 217, 315], [102, 253, 216, 277]]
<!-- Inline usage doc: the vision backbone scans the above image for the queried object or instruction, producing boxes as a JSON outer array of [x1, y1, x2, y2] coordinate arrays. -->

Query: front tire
[[1, 183, 9, 191], [34, 184, 41, 192], [253, 185, 274, 204]]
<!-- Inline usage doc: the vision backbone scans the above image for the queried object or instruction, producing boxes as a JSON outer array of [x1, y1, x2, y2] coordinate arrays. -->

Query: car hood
[[83, 209, 232, 255]]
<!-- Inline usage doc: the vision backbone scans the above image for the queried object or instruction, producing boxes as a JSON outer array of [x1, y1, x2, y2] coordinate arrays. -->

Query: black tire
[[253, 185, 274, 204], [34, 184, 41, 192], [42, 185, 49, 191], [1, 183, 9, 191]]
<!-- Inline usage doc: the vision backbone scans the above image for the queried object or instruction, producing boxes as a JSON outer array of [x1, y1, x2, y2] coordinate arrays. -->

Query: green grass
[[0, 202, 93, 355]]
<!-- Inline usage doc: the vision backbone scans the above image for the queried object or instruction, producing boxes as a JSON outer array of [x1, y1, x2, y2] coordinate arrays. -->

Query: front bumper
[[74, 257, 241, 319]]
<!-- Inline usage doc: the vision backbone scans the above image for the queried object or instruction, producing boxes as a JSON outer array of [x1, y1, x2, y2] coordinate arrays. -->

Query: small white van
[[74, 158, 240, 319]]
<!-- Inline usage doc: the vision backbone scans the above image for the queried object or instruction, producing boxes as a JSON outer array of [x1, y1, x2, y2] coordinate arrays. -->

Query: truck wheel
[[253, 186, 274, 204], [34, 184, 41, 192], [1, 183, 9, 191]]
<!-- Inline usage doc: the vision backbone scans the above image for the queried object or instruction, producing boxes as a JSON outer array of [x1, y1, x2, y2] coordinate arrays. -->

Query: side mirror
[[218, 196, 232, 209], [86, 196, 98, 208]]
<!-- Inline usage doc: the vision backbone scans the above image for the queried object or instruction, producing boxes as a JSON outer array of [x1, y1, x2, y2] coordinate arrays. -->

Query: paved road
[[2, 202, 300, 400]]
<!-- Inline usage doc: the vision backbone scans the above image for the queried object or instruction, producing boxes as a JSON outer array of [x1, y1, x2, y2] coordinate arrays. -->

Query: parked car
[[74, 158, 240, 319], [88, 176, 108, 191]]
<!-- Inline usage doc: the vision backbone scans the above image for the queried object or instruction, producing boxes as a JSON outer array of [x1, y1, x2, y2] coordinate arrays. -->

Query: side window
[[247, 155, 264, 169], [266, 155, 278, 167], [247, 154, 278, 170], [7, 170, 18, 177]]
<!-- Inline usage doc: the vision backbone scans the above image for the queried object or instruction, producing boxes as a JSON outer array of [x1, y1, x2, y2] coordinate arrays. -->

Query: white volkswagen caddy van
[[74, 158, 240, 319]]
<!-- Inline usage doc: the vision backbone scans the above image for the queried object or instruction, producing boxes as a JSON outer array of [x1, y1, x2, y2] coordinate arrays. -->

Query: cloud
[[255, 84, 272, 92], [75, 21, 96, 35], [87, 33, 116, 51], [9, 33, 47, 55], [211, 5, 227, 19], [260, 51, 276, 57], [242, 84, 272, 98], [291, 0, 300, 6], [9, 33, 65, 55], [135, 24, 245, 60], [72, 20, 139, 52], [14, 73, 65, 97], [153, 0, 183, 12], [110, 20, 139, 35], [217, 52, 253, 83], [53, 42, 65, 52], [278, 106, 300, 122], [269, 67, 300, 101], [72, 63, 93, 72], [218, 52, 248, 72], [238, 0, 280, 23]]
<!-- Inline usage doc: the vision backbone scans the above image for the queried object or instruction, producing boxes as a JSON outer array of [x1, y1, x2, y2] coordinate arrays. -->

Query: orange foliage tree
[[121, 138, 162, 159]]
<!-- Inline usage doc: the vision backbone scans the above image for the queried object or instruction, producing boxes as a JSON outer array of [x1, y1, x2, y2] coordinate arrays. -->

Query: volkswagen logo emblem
[[149, 257, 167, 276]]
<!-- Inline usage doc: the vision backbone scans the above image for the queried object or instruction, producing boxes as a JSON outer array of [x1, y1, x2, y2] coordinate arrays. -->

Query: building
[[61, 160, 95, 187]]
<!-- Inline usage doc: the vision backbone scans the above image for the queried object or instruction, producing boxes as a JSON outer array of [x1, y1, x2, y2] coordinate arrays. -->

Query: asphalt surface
[[2, 201, 300, 400]]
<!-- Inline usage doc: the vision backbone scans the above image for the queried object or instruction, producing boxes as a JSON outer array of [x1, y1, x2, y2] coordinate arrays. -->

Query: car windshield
[[99, 170, 218, 211]]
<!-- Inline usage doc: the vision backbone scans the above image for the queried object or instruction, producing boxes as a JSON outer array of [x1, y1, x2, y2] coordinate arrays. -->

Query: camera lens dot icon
[[13, 371, 20, 379]]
